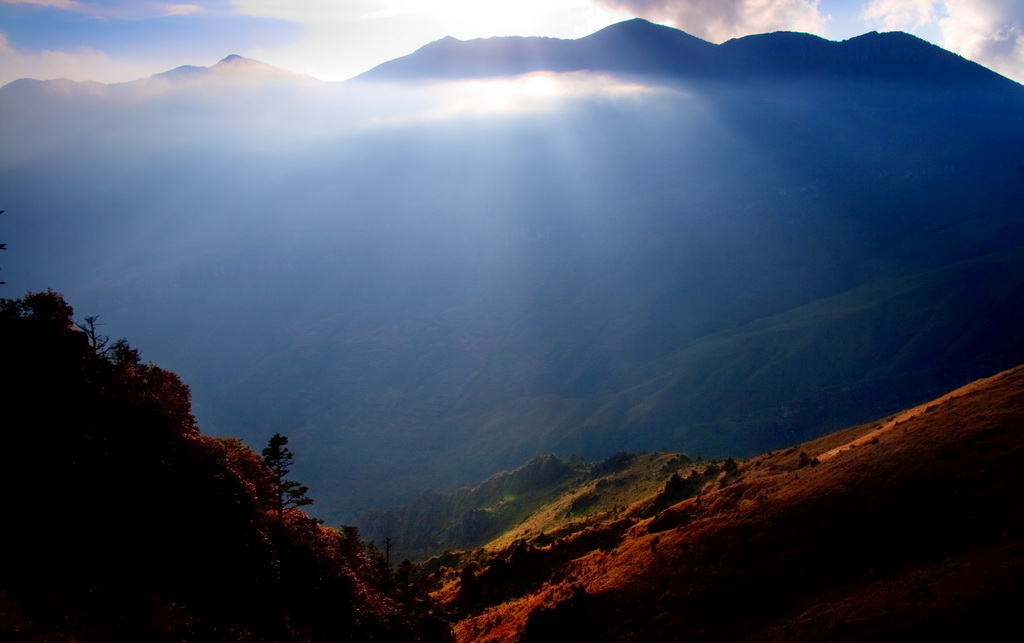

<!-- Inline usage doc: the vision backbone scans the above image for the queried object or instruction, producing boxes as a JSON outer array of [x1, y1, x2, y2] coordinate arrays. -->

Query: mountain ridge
[[357, 18, 1019, 89], [3, 19, 1017, 94], [1, 53, 317, 92]]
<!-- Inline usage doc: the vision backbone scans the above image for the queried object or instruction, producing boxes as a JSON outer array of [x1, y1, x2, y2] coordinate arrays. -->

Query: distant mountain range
[[359, 18, 1012, 87], [153, 53, 319, 83], [2, 20, 1023, 524]]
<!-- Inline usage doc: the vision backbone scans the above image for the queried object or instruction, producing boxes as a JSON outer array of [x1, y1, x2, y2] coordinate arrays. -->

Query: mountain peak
[[211, 54, 277, 72], [148, 55, 270, 82], [213, 54, 271, 69], [155, 54, 320, 84], [587, 16, 703, 40]]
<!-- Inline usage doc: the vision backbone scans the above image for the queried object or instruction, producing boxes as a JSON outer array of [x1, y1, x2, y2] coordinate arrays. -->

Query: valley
[[3, 20, 1022, 521], [3, 11, 1024, 643]]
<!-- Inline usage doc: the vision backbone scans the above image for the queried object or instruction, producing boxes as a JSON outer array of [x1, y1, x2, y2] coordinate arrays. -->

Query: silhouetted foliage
[[591, 451, 638, 476], [262, 432, 314, 526], [0, 290, 452, 643], [0, 209, 6, 285], [520, 584, 604, 643], [75, 314, 108, 352]]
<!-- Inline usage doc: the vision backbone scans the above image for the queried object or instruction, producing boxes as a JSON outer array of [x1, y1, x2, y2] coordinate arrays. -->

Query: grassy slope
[[361, 451, 717, 563], [433, 364, 1024, 642]]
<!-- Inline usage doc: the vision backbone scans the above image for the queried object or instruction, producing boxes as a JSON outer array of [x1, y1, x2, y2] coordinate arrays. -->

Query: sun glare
[[466, 73, 559, 111], [436, 71, 657, 117], [301, 68, 671, 137]]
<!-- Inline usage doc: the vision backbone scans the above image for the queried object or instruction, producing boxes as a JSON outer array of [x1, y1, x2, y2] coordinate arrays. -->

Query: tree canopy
[[262, 432, 314, 525], [0, 290, 452, 642]]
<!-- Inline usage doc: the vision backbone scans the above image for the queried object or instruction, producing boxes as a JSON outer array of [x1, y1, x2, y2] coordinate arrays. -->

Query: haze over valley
[[3, 20, 1023, 525]]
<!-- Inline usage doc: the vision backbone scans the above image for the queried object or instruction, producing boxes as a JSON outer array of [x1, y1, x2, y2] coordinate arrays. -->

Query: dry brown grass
[[443, 364, 1024, 642]]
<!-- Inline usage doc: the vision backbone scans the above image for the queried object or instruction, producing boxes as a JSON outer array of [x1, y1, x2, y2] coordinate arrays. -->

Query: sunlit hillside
[[361, 450, 728, 562], [417, 365, 1024, 642]]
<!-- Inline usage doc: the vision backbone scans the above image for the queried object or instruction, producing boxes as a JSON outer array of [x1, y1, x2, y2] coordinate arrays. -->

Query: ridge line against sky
[[1, 1, 1022, 86]]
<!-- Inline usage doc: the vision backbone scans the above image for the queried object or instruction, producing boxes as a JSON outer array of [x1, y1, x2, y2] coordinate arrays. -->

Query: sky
[[0, 0, 1022, 86]]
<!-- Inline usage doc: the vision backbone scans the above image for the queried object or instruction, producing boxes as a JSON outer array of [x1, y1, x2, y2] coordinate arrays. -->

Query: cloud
[[939, 0, 1024, 83], [592, 0, 826, 42], [380, 71, 664, 124], [862, 0, 938, 30], [161, 4, 202, 16], [0, 0, 216, 18], [0, 30, 160, 85], [863, 0, 1023, 83], [0, 0, 88, 8]]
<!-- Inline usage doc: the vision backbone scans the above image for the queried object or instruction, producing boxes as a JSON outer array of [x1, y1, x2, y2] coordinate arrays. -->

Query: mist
[[3, 53, 1023, 521]]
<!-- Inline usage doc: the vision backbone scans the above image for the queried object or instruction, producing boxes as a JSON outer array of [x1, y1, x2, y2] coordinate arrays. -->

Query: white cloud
[[864, 0, 1024, 83], [0, 0, 88, 8], [0, 0, 213, 18], [0, 30, 159, 85], [400, 71, 662, 122], [592, 0, 826, 42], [161, 4, 202, 16], [862, 0, 938, 30], [939, 0, 1024, 83]]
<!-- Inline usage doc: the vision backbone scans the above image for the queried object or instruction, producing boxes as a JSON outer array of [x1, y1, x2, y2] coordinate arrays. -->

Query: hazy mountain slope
[[359, 455, 589, 562], [2, 21, 1023, 522], [359, 450, 717, 562], [431, 364, 1024, 642]]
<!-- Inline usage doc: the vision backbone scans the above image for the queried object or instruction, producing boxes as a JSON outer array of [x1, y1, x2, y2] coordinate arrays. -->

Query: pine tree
[[1, 209, 7, 285], [261, 433, 313, 525]]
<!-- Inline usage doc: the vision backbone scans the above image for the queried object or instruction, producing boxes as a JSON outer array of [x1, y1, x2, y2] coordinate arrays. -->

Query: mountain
[[2, 20, 1023, 523], [153, 53, 320, 84], [358, 18, 1014, 88], [356, 19, 716, 80], [417, 364, 1024, 641]]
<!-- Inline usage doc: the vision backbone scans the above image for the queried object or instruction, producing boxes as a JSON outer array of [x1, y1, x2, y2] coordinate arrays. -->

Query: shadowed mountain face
[[2, 20, 1023, 522]]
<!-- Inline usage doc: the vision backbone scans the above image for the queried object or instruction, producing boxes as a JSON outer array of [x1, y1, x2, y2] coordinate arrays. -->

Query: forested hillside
[[0, 291, 450, 642]]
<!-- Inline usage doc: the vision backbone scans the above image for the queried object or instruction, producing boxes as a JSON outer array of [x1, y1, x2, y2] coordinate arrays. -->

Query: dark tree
[[1, 209, 6, 285], [261, 433, 313, 525], [76, 314, 109, 353]]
